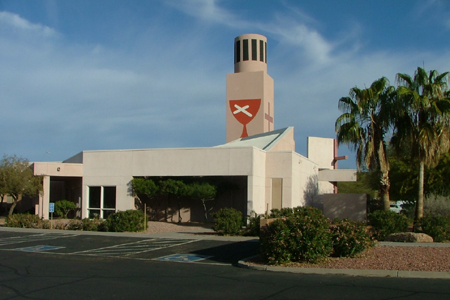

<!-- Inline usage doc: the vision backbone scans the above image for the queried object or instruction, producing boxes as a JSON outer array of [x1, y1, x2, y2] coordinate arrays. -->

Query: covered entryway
[[33, 162, 83, 219], [132, 176, 248, 223]]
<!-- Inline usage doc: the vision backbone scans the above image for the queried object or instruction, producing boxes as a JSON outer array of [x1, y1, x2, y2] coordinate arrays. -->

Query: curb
[[237, 258, 450, 279]]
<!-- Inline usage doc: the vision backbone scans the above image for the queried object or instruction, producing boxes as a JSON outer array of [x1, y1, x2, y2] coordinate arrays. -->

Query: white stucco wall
[[34, 162, 83, 177], [81, 147, 268, 218], [307, 136, 335, 169], [248, 149, 267, 214], [265, 151, 321, 210]]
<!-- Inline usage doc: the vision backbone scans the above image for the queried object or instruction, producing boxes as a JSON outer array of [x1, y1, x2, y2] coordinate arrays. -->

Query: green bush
[[73, 218, 107, 231], [106, 210, 145, 232], [212, 208, 243, 236], [244, 211, 261, 236], [269, 208, 294, 218], [260, 206, 332, 264], [52, 221, 68, 230], [67, 219, 83, 230], [6, 214, 42, 228], [368, 210, 409, 241], [330, 218, 374, 257], [54, 200, 77, 218], [419, 215, 450, 242]]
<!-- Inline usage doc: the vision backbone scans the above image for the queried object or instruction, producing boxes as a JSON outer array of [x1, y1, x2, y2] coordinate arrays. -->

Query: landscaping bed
[[247, 245, 450, 272]]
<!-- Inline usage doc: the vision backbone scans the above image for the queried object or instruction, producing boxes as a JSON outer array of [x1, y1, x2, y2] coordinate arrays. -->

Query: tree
[[387, 148, 418, 202], [187, 182, 217, 222], [426, 152, 450, 197], [131, 177, 160, 219], [0, 155, 42, 215], [337, 171, 377, 198], [54, 199, 77, 218], [159, 179, 188, 223], [335, 77, 396, 210], [394, 67, 450, 222]]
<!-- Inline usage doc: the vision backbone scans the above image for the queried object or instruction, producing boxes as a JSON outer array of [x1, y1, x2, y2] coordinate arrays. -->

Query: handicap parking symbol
[[15, 245, 64, 252], [155, 254, 212, 263]]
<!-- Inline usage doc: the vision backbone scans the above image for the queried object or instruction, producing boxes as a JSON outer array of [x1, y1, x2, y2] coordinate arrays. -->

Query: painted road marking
[[154, 254, 213, 263], [0, 233, 78, 246], [71, 238, 197, 257], [15, 245, 65, 252]]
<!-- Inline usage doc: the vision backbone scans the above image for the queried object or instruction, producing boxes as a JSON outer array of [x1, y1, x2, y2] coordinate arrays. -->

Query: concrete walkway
[[0, 223, 257, 241]]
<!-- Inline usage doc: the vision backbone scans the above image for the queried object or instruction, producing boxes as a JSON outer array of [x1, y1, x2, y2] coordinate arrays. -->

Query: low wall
[[315, 193, 368, 222]]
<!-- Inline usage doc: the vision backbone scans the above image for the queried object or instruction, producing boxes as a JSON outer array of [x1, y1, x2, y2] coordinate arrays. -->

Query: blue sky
[[1, 0, 450, 168]]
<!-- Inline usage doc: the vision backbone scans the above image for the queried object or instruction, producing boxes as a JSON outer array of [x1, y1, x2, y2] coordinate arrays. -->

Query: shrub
[[79, 218, 107, 231], [260, 206, 332, 264], [244, 211, 261, 236], [40, 220, 51, 229], [424, 196, 450, 217], [419, 215, 450, 242], [212, 208, 243, 236], [368, 210, 409, 241], [54, 200, 77, 218], [50, 221, 67, 230], [330, 218, 374, 257], [106, 210, 145, 232], [400, 201, 415, 220], [6, 214, 42, 228], [269, 208, 294, 218], [67, 219, 83, 230]]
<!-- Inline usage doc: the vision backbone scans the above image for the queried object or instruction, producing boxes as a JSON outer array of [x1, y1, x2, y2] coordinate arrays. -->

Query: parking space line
[[70, 238, 197, 257], [0, 233, 78, 246]]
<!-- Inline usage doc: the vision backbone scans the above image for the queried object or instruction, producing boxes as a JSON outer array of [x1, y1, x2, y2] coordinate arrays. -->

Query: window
[[243, 39, 249, 61], [235, 40, 240, 63], [260, 40, 264, 62], [265, 42, 267, 63], [88, 186, 116, 218], [251, 39, 257, 61]]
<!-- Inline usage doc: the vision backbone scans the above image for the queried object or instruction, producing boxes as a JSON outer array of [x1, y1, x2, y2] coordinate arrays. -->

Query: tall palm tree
[[336, 77, 396, 210], [394, 67, 450, 222]]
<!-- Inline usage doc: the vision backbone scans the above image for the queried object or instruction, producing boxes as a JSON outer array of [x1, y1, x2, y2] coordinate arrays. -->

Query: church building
[[32, 34, 356, 222]]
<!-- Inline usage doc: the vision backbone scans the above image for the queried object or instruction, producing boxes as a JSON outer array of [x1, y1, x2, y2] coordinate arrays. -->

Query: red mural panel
[[229, 99, 261, 138]]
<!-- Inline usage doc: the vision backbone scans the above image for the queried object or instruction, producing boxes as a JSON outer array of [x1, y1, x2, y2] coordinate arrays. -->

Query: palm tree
[[394, 67, 450, 222], [335, 77, 396, 210]]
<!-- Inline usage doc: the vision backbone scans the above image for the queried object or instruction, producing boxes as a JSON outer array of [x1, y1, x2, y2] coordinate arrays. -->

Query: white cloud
[[2, 1, 450, 168], [167, 1, 335, 65], [413, 0, 450, 30], [166, 0, 240, 26], [0, 11, 58, 37], [268, 20, 332, 65], [0, 10, 227, 161]]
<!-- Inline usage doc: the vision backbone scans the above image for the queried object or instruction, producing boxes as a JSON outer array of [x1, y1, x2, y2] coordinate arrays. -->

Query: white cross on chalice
[[233, 104, 252, 117]]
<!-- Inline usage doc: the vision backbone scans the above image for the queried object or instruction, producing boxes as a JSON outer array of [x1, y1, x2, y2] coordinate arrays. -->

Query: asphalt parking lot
[[1, 228, 450, 300], [0, 229, 259, 265]]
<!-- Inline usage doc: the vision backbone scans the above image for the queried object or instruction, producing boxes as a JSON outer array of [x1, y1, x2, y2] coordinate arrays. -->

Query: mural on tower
[[226, 33, 274, 142], [229, 99, 261, 138]]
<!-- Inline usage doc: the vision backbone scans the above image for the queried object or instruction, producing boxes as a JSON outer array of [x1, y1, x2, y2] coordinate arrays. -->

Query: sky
[[1, 0, 450, 168]]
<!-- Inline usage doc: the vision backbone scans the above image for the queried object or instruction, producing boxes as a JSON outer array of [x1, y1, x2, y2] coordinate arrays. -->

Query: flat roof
[[215, 127, 293, 150]]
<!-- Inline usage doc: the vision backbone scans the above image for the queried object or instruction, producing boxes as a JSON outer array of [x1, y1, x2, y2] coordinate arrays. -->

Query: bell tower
[[226, 34, 274, 142]]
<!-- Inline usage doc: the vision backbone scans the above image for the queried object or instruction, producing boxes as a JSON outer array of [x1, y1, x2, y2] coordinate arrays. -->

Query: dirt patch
[[145, 221, 213, 234], [248, 245, 450, 272]]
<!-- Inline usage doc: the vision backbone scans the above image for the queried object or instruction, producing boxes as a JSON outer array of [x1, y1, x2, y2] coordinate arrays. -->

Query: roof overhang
[[318, 169, 357, 182], [33, 162, 83, 177]]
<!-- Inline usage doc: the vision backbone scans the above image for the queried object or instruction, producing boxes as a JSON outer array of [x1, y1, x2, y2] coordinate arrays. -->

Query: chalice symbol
[[229, 99, 261, 138]]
